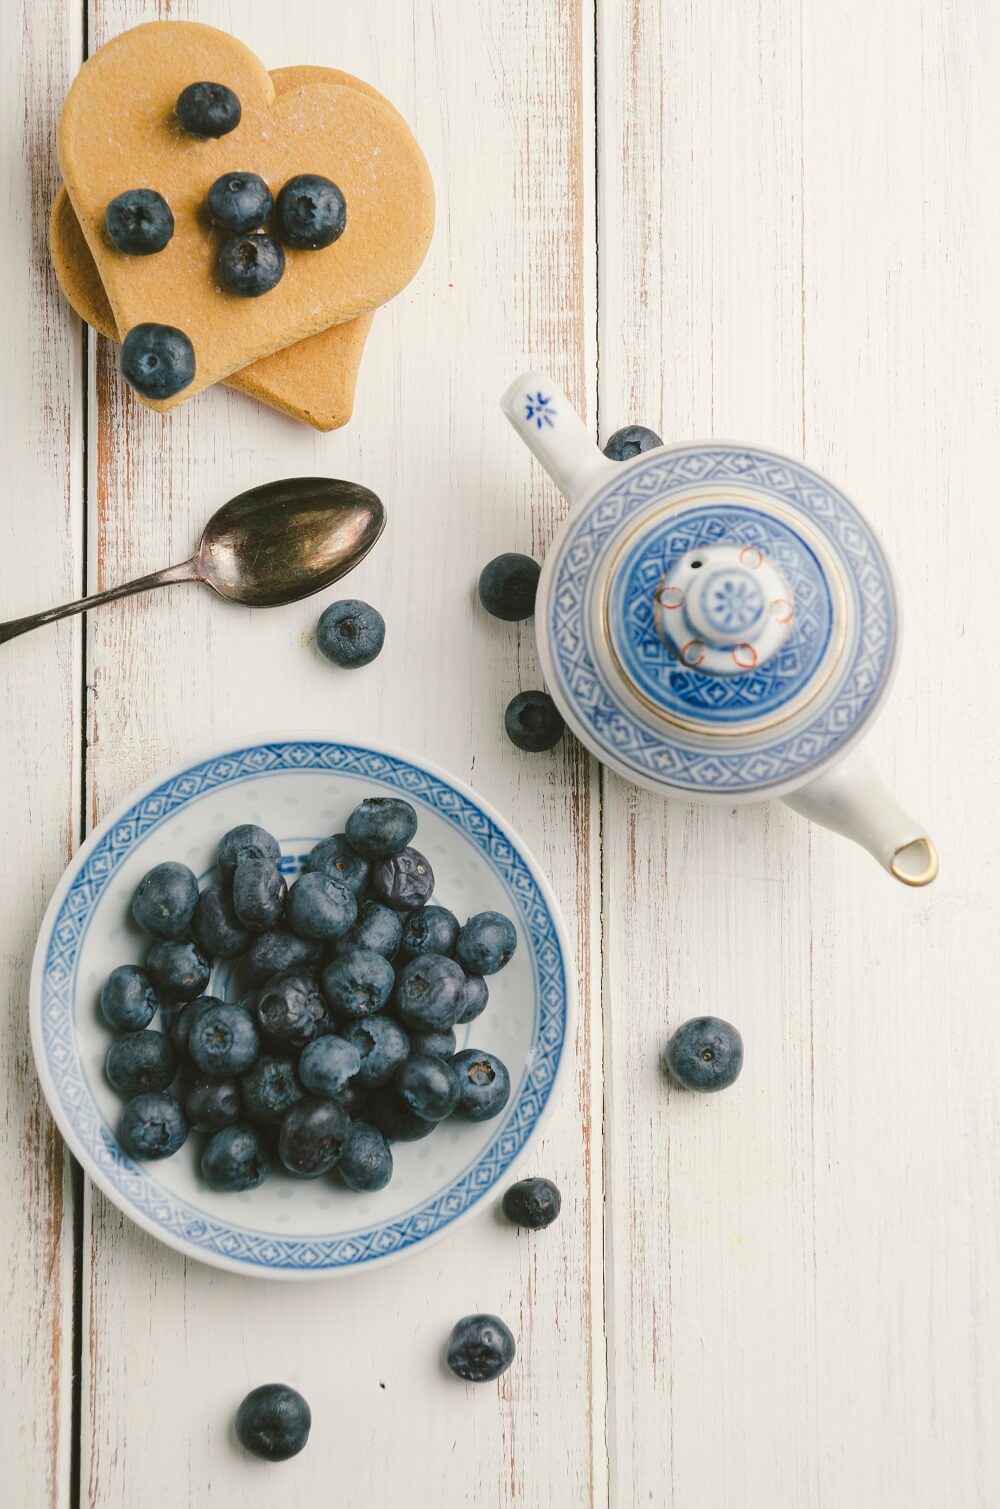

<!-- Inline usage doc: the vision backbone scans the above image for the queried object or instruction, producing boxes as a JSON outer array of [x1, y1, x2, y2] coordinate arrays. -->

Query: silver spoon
[[0, 477, 385, 645]]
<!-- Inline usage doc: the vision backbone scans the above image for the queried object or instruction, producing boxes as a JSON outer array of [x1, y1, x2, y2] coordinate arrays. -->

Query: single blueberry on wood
[[602, 424, 663, 462], [446, 1314, 516, 1383], [121, 324, 195, 400], [502, 1177, 562, 1229], [105, 188, 174, 254], [478, 552, 540, 621], [504, 690, 564, 752], [176, 81, 242, 138], [315, 599, 385, 668], [663, 1016, 743, 1092]]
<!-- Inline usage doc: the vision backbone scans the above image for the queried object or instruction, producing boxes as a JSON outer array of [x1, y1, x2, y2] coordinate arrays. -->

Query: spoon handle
[[0, 558, 199, 645]]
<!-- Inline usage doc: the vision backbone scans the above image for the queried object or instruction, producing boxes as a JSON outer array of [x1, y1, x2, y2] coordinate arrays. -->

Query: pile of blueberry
[[101, 796, 516, 1194]]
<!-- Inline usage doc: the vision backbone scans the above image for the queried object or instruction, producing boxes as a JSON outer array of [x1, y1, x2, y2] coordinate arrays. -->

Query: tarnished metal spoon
[[0, 477, 385, 645]]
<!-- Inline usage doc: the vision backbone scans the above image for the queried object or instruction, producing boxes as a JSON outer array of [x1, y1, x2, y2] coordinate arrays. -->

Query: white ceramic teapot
[[502, 372, 937, 886]]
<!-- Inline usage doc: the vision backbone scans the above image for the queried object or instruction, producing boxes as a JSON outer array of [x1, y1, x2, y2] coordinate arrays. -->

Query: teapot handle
[[501, 372, 618, 507]]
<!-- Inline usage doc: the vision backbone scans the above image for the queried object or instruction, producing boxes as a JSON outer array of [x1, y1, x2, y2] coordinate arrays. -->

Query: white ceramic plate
[[30, 736, 573, 1279]]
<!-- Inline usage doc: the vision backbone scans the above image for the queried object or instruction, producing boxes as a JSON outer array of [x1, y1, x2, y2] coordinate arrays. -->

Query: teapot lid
[[537, 443, 899, 800]]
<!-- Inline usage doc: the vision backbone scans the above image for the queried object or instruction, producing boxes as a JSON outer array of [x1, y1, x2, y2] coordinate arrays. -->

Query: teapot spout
[[501, 372, 618, 506], [782, 751, 937, 886]]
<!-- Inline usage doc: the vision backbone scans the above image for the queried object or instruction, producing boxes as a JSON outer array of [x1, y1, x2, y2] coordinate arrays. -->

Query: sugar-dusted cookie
[[58, 23, 434, 411]]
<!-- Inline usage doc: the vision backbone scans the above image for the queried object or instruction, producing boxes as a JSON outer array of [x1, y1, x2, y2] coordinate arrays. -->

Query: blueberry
[[335, 899, 403, 960], [276, 173, 346, 249], [342, 1015, 410, 1088], [176, 81, 242, 138], [245, 928, 322, 985], [105, 1030, 177, 1096], [232, 857, 287, 931], [169, 994, 221, 1059], [119, 1091, 187, 1160], [320, 948, 394, 1018], [315, 599, 384, 668], [410, 1027, 456, 1059], [366, 1087, 437, 1143], [400, 905, 459, 962], [206, 172, 273, 233], [394, 953, 465, 1031], [305, 834, 369, 896], [344, 797, 417, 859], [396, 1053, 460, 1121], [184, 1075, 241, 1133], [202, 1124, 270, 1192], [255, 970, 329, 1049], [337, 1121, 393, 1192], [452, 1049, 511, 1122], [278, 1096, 350, 1177], [298, 1035, 361, 1098], [145, 938, 211, 1002], [458, 973, 489, 1024], [477, 552, 541, 621], [285, 871, 357, 942], [502, 1177, 561, 1229], [105, 189, 174, 255], [663, 1016, 743, 1092], [331, 1080, 371, 1120], [131, 861, 199, 939], [100, 965, 159, 1031], [217, 824, 281, 880], [603, 424, 663, 462], [192, 882, 251, 958], [235, 1383, 310, 1462], [371, 847, 434, 911], [217, 232, 285, 297], [241, 1054, 304, 1126], [504, 690, 564, 753], [455, 911, 517, 976], [121, 323, 195, 401], [446, 1314, 515, 1383], [188, 1001, 260, 1077]]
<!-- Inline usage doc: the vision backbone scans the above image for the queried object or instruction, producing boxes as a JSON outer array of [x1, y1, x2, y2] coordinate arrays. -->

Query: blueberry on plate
[[241, 1054, 304, 1125], [99, 964, 159, 1032], [285, 871, 357, 942], [206, 171, 273, 233], [477, 552, 541, 621], [396, 1053, 460, 1121], [342, 1015, 410, 1088], [344, 797, 417, 859], [119, 1091, 187, 1160], [320, 948, 394, 1018], [331, 1080, 371, 1121], [235, 1383, 310, 1462], [184, 1075, 241, 1133], [217, 232, 285, 297], [131, 860, 199, 939], [455, 911, 517, 976], [188, 1000, 260, 1078], [305, 834, 369, 896], [202, 1123, 269, 1192], [335, 899, 403, 960], [244, 928, 322, 985], [169, 994, 221, 1059], [602, 423, 663, 462], [337, 1121, 393, 1192], [371, 847, 434, 912], [278, 1096, 350, 1177], [446, 1314, 516, 1383], [176, 81, 242, 138], [192, 882, 251, 959], [394, 953, 465, 1032], [366, 1087, 437, 1143], [105, 189, 174, 255], [452, 1049, 511, 1122], [121, 323, 195, 401], [298, 1034, 361, 1097], [255, 970, 329, 1049], [410, 1027, 456, 1059], [217, 824, 281, 880], [145, 938, 211, 1002], [232, 856, 287, 931], [105, 1029, 177, 1097], [276, 173, 346, 249], [457, 973, 489, 1024], [504, 690, 565, 753], [663, 1016, 743, 1092], [399, 905, 459, 962], [502, 1177, 562, 1230], [315, 599, 384, 668]]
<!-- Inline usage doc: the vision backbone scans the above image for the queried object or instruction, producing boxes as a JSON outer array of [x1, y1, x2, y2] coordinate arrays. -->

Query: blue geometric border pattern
[[607, 503, 835, 724], [40, 743, 569, 1270], [548, 446, 896, 794]]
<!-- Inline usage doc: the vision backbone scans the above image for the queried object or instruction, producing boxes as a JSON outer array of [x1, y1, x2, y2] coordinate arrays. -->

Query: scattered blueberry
[[188, 1000, 260, 1078], [176, 81, 242, 138], [400, 905, 459, 962], [394, 953, 465, 1031], [255, 970, 330, 1049], [335, 899, 403, 960], [320, 948, 394, 1018], [371, 847, 434, 912], [105, 189, 174, 255], [504, 690, 565, 753], [145, 938, 211, 1002], [345, 798, 417, 859], [241, 1054, 304, 1125], [184, 1076, 242, 1133], [502, 1177, 561, 1229], [276, 173, 346, 249], [192, 882, 251, 958], [478, 552, 540, 621], [452, 1049, 511, 1122], [217, 232, 285, 297], [206, 172, 273, 233], [100, 965, 158, 1032], [217, 824, 281, 880], [664, 1016, 743, 1092], [458, 973, 489, 1024], [305, 834, 369, 896], [316, 599, 385, 668], [366, 1087, 437, 1143], [105, 1030, 177, 1096], [396, 1053, 460, 1121], [278, 1096, 350, 1177], [285, 871, 357, 942], [455, 911, 517, 976], [245, 928, 322, 985], [342, 1015, 410, 1088], [202, 1124, 269, 1191], [131, 860, 199, 939], [119, 1091, 187, 1160], [603, 424, 663, 462], [410, 1027, 456, 1059], [446, 1314, 516, 1383], [337, 1121, 393, 1192], [235, 1383, 311, 1462], [232, 857, 287, 931], [170, 995, 221, 1059], [121, 323, 195, 401], [298, 1035, 361, 1097]]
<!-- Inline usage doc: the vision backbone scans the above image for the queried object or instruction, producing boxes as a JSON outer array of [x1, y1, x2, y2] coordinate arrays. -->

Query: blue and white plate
[[30, 737, 574, 1279]]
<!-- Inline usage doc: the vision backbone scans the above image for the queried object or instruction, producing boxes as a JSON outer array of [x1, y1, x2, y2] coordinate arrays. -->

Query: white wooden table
[[2, 1, 995, 1504]]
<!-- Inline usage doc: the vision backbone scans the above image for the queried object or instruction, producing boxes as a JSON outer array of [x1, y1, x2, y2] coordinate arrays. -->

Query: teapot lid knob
[[653, 543, 795, 676]]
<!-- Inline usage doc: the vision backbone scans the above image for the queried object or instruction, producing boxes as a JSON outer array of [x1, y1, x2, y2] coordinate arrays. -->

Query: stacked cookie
[[50, 22, 434, 431]]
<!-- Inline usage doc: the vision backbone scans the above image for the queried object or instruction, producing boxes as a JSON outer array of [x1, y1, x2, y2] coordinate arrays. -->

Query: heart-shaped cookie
[[51, 66, 398, 431], [58, 22, 434, 410]]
